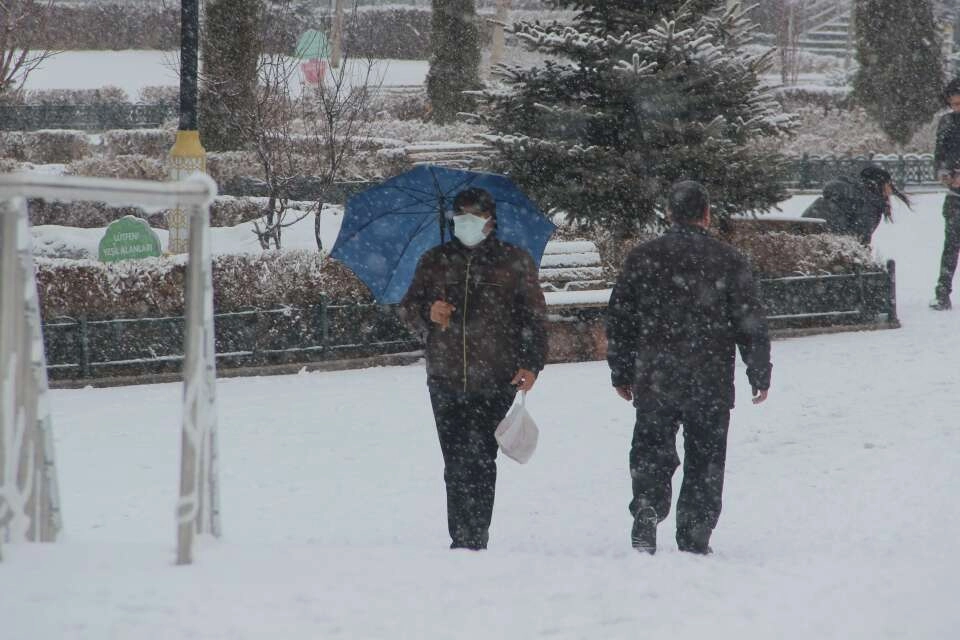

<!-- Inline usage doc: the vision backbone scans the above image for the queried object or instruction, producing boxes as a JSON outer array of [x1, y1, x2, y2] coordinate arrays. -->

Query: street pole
[[167, 0, 207, 254]]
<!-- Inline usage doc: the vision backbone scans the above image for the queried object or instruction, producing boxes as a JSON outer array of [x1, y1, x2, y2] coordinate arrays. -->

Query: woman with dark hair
[[801, 165, 911, 246]]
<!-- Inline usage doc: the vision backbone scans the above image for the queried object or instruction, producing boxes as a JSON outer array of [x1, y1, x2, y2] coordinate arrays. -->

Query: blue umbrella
[[330, 165, 556, 304]]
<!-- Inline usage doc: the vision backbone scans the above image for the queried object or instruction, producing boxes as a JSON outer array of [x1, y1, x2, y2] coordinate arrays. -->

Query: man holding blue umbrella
[[398, 186, 548, 551]]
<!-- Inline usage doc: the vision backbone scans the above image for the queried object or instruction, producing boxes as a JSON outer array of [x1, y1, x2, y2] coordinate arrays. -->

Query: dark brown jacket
[[399, 235, 548, 393]]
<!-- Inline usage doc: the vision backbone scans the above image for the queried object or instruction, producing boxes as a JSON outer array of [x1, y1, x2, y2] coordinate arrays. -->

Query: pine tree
[[427, 0, 482, 123], [199, 0, 263, 151], [549, 0, 724, 35], [852, 0, 943, 147], [478, 2, 795, 235]]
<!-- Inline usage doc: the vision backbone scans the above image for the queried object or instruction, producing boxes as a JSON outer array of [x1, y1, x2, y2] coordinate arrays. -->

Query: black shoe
[[677, 526, 713, 555], [631, 507, 657, 554], [677, 541, 713, 555], [450, 541, 486, 551], [930, 297, 952, 310]]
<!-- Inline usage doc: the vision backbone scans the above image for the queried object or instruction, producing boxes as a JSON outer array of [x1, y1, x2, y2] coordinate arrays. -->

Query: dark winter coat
[[801, 176, 887, 245], [935, 112, 960, 192], [606, 225, 771, 413], [399, 235, 548, 393]]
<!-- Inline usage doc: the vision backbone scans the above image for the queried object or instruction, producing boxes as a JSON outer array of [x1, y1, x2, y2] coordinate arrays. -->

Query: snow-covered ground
[[3, 192, 959, 638], [22, 51, 430, 99]]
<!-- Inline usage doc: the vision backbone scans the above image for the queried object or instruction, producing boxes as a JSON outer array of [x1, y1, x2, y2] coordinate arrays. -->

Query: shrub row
[[27, 5, 463, 60], [34, 224, 878, 321], [36, 250, 370, 320], [1, 129, 174, 164], [28, 195, 266, 230], [0, 86, 179, 107]]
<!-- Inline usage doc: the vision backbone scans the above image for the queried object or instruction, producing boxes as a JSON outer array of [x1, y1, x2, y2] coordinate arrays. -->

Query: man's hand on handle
[[615, 385, 633, 402], [511, 368, 537, 392]]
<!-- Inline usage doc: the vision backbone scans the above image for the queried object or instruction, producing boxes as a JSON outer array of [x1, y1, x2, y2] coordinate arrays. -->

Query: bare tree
[[0, 1, 57, 99], [777, 0, 803, 86], [216, 1, 381, 250], [302, 35, 382, 252]]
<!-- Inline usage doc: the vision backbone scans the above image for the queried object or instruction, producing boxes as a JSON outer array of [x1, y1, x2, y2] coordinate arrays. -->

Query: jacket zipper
[[462, 256, 472, 392]]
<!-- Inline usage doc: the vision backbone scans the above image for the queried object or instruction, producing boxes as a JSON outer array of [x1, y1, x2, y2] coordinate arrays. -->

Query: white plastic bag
[[495, 392, 539, 464]]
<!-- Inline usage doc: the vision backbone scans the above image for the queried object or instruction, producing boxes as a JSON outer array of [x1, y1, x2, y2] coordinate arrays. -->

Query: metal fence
[[41, 264, 897, 382], [785, 153, 937, 190], [43, 300, 420, 380]]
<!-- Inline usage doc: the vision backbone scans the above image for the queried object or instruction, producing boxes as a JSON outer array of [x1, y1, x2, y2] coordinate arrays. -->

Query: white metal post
[[0, 172, 216, 565], [0, 196, 62, 562], [176, 192, 221, 565]]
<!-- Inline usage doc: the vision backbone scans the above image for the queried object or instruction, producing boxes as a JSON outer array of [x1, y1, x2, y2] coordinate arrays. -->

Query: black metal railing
[[43, 300, 419, 380], [785, 153, 937, 190], [41, 263, 897, 381]]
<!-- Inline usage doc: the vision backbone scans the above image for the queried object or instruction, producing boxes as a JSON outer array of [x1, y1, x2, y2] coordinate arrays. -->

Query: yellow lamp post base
[[167, 130, 208, 254]]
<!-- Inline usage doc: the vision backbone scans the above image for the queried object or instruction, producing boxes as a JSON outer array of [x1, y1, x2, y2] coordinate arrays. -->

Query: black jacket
[[935, 112, 960, 189], [399, 235, 548, 393], [801, 176, 886, 245], [606, 225, 771, 412]]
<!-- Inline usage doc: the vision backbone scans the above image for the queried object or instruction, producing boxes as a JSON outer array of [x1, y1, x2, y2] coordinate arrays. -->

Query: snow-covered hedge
[[729, 231, 877, 277], [36, 251, 369, 319], [137, 86, 179, 107], [2, 87, 131, 106], [29, 5, 441, 59], [102, 129, 175, 157], [0, 130, 91, 164], [592, 227, 878, 280], [28, 195, 263, 229], [66, 154, 167, 181]]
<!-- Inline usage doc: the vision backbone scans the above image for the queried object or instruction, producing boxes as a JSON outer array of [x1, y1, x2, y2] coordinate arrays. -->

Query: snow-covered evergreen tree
[[477, 1, 795, 234], [548, 0, 723, 35], [852, 0, 943, 147]]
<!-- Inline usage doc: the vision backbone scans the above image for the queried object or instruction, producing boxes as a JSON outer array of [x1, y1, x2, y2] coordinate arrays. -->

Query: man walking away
[[606, 180, 772, 555], [932, 78, 960, 310]]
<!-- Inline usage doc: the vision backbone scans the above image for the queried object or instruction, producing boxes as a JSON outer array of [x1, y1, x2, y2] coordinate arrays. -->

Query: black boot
[[631, 506, 657, 554], [677, 525, 713, 555]]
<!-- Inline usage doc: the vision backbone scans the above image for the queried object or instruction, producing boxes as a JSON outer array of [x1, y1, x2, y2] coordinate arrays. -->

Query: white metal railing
[[0, 172, 219, 566]]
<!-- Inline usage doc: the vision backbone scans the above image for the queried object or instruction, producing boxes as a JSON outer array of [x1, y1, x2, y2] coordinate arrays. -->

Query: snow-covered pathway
[[2, 193, 959, 639]]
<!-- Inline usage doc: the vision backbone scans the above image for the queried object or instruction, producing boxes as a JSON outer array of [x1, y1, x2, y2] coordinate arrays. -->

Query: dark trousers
[[936, 194, 960, 300], [629, 402, 731, 545], [428, 386, 516, 549]]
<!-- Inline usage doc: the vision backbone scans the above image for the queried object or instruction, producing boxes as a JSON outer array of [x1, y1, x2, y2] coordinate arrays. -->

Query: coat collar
[[667, 223, 710, 237]]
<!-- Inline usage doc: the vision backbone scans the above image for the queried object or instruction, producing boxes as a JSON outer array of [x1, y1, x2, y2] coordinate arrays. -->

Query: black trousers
[[629, 402, 731, 545], [936, 194, 960, 300], [428, 386, 516, 549]]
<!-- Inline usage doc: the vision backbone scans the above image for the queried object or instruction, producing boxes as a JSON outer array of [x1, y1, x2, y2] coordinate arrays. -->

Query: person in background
[[398, 187, 547, 551], [606, 180, 771, 555], [801, 165, 910, 247], [931, 78, 960, 310]]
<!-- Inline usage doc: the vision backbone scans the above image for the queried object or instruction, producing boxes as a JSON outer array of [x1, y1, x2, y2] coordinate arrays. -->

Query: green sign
[[99, 216, 162, 262], [295, 29, 330, 60]]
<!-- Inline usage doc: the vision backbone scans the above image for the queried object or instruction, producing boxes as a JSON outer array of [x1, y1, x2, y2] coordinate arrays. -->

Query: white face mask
[[452, 213, 490, 247]]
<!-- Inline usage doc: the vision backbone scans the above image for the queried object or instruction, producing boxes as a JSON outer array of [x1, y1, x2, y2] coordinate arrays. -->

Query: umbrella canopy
[[330, 165, 556, 304]]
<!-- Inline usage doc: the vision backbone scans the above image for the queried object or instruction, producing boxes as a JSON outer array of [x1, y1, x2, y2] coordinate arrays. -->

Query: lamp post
[[167, 0, 207, 254]]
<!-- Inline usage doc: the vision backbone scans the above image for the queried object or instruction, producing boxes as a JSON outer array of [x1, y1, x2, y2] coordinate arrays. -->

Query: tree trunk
[[427, 0, 482, 124], [199, 0, 263, 151]]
